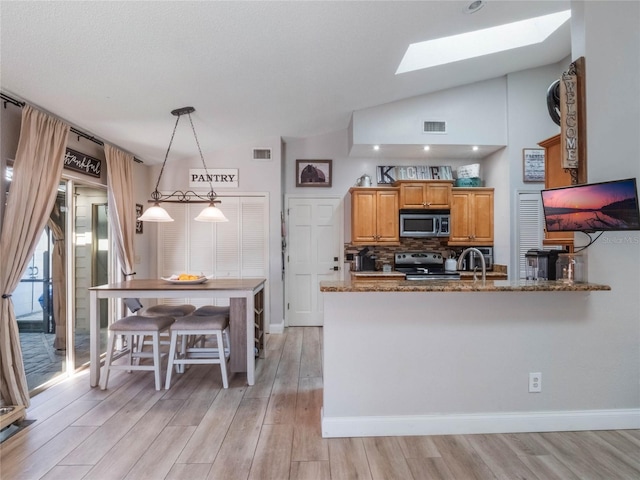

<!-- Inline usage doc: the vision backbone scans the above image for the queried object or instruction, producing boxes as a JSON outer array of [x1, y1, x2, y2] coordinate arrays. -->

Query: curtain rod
[[1, 92, 143, 164]]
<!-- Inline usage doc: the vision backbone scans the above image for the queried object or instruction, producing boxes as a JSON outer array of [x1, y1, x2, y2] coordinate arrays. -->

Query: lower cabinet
[[350, 188, 400, 245], [449, 188, 494, 245]]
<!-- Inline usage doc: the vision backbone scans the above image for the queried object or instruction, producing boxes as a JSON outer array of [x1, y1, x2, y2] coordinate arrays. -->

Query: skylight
[[396, 9, 571, 74]]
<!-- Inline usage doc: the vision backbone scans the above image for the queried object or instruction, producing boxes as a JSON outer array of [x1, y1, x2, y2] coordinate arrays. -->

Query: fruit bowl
[[161, 274, 209, 285]]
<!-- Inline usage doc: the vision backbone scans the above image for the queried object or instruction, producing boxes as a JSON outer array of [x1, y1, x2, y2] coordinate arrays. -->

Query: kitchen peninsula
[[319, 278, 612, 438]]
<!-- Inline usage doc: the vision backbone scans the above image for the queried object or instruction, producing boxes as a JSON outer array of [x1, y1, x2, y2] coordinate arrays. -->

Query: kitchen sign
[[189, 169, 238, 189], [64, 148, 102, 178]]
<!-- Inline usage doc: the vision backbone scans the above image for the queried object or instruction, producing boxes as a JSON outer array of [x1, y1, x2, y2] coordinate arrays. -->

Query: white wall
[[351, 77, 508, 148], [502, 59, 567, 270]]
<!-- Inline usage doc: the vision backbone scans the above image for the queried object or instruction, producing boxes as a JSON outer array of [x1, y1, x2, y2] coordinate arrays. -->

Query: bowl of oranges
[[161, 273, 209, 284]]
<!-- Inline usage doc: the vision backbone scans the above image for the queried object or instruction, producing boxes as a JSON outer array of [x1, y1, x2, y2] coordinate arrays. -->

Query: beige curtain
[[47, 205, 66, 350], [0, 105, 69, 407], [104, 144, 136, 279]]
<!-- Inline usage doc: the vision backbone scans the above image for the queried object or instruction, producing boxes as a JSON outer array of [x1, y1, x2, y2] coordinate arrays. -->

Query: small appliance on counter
[[354, 247, 376, 271], [525, 249, 566, 280]]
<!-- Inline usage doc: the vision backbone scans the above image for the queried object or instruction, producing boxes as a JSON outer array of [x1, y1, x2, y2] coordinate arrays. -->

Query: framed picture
[[296, 159, 332, 187], [135, 204, 143, 234], [523, 148, 545, 183]]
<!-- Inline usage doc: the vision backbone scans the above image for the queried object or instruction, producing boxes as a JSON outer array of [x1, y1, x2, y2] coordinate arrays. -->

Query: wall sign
[[522, 148, 545, 183], [559, 57, 587, 184], [64, 148, 102, 178], [135, 204, 143, 234], [189, 169, 238, 189], [377, 165, 453, 184]]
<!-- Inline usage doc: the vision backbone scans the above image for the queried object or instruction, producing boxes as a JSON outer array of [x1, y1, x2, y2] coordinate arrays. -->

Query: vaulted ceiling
[[1, 1, 570, 164]]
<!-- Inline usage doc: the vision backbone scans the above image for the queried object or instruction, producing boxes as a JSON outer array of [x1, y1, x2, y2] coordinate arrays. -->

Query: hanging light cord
[[150, 113, 181, 201], [186, 112, 217, 202], [149, 107, 219, 204]]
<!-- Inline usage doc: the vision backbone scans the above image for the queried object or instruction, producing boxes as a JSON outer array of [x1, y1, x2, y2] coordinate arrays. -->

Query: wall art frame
[[523, 148, 545, 183], [296, 159, 332, 187]]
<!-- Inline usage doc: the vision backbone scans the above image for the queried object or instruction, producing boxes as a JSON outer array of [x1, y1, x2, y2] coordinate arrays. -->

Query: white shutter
[[215, 198, 240, 277], [188, 203, 215, 275], [158, 203, 188, 278], [240, 197, 267, 277], [157, 195, 267, 306], [517, 192, 543, 278]]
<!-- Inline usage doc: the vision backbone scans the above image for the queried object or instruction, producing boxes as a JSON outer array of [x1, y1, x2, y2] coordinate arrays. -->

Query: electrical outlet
[[529, 372, 542, 393]]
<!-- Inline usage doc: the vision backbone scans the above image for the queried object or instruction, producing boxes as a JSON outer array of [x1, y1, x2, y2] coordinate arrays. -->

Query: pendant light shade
[[194, 203, 229, 222], [138, 203, 174, 222], [139, 106, 228, 223]]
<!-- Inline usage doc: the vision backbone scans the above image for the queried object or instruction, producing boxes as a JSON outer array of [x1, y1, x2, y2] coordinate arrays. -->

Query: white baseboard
[[321, 408, 640, 438], [269, 319, 285, 334]]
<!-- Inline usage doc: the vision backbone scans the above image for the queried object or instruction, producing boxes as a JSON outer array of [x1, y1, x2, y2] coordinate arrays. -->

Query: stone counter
[[321, 278, 611, 293]]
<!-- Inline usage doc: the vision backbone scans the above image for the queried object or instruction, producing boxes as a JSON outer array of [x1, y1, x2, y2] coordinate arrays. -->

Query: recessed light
[[472, 146, 479, 151], [423, 146, 430, 151], [373, 145, 380, 151]]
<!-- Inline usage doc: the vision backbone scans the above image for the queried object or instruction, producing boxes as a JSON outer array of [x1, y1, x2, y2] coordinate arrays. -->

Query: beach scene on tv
[[542, 179, 640, 232]]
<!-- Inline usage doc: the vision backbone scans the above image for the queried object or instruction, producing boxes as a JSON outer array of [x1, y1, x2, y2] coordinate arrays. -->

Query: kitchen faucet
[[457, 247, 486, 284]]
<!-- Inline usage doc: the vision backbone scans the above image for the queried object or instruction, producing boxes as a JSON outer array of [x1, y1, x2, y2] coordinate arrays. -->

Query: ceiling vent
[[423, 121, 447, 134], [252, 148, 272, 161]]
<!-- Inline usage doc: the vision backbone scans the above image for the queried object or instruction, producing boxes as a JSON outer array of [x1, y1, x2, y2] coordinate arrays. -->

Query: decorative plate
[[161, 276, 209, 285]]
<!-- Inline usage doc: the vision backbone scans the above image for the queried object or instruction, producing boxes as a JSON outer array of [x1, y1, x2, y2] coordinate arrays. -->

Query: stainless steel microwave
[[399, 210, 450, 237]]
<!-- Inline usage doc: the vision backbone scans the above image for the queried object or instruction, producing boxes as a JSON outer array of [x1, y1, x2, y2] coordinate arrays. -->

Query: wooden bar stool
[[165, 313, 231, 389], [100, 315, 175, 391]]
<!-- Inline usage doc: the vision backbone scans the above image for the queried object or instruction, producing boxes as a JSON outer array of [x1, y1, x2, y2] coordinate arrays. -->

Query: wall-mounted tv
[[541, 178, 640, 232]]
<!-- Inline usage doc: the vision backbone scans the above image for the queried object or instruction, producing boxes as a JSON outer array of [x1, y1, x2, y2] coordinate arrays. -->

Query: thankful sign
[[64, 148, 102, 178], [189, 169, 239, 189]]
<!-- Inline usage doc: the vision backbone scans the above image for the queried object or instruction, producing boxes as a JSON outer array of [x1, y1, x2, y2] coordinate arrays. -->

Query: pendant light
[[138, 106, 228, 223]]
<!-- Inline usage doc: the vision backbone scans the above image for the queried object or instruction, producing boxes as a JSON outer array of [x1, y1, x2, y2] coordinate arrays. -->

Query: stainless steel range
[[394, 251, 461, 281]]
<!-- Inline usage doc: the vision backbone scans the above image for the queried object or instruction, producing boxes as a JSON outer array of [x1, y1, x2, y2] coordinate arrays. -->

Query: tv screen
[[541, 178, 640, 232]]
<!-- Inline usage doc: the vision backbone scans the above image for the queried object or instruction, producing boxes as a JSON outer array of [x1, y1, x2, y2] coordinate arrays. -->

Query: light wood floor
[[1, 326, 639, 479]]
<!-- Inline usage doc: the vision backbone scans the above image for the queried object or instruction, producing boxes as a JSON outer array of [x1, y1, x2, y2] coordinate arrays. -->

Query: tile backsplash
[[345, 238, 460, 270]]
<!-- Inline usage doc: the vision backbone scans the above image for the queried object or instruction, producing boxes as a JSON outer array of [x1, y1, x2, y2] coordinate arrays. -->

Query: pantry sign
[[189, 169, 238, 189]]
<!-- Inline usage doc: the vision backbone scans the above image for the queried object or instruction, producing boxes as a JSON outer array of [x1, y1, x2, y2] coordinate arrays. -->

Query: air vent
[[423, 121, 447, 134], [252, 148, 272, 160]]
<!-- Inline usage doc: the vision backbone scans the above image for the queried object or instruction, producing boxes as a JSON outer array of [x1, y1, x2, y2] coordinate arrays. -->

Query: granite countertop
[[321, 278, 611, 293]]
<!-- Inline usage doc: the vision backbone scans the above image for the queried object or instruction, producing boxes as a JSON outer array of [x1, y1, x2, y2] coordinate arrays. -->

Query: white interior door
[[286, 196, 342, 326]]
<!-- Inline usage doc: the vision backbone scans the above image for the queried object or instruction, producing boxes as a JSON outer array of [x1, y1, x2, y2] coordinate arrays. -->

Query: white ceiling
[[0, 1, 570, 164]]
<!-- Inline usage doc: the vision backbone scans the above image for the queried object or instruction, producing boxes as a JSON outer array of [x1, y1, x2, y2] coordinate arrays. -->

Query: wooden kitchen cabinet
[[448, 188, 494, 245], [394, 180, 453, 209], [350, 187, 400, 245], [539, 134, 574, 249]]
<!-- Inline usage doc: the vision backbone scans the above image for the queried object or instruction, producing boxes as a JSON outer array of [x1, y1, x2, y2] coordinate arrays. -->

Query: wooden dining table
[[88, 278, 266, 387]]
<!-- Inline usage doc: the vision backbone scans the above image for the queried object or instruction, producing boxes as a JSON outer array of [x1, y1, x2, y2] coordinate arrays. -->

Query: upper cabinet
[[448, 188, 494, 245], [350, 187, 400, 245], [394, 180, 453, 209], [539, 134, 574, 249]]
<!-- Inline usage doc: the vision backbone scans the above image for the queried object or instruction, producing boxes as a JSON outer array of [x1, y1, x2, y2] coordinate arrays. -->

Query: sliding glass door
[[12, 175, 112, 393]]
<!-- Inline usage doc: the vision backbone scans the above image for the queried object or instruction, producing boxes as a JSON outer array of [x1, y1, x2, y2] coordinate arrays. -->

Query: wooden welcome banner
[[560, 57, 587, 184]]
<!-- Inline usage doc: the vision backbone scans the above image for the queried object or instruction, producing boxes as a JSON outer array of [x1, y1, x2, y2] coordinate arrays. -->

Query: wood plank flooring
[[1, 327, 639, 479]]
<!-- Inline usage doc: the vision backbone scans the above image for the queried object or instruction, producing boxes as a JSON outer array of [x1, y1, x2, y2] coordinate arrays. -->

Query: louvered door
[[517, 192, 544, 278], [158, 196, 267, 307]]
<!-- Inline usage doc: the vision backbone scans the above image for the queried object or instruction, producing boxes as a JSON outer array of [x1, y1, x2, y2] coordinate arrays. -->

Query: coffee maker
[[525, 249, 566, 280]]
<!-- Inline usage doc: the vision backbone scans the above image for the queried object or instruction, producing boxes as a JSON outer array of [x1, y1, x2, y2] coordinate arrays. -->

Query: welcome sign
[[189, 169, 238, 189]]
